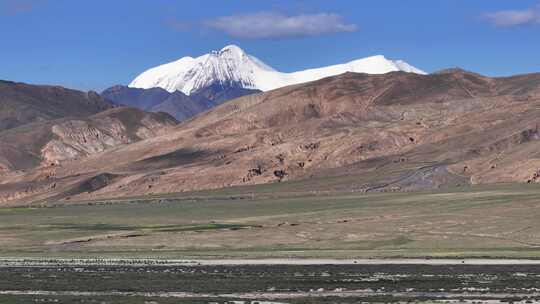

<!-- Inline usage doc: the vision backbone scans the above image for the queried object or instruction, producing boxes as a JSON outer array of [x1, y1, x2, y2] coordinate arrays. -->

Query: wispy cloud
[[201, 12, 358, 39], [1, 0, 46, 15], [483, 5, 540, 27]]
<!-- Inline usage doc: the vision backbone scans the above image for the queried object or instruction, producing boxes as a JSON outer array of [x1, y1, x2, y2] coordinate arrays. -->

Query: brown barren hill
[[0, 80, 112, 131], [1, 70, 540, 205]]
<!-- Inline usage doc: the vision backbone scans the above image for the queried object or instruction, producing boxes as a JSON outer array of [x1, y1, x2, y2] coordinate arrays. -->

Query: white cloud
[[203, 12, 358, 39], [484, 6, 540, 27]]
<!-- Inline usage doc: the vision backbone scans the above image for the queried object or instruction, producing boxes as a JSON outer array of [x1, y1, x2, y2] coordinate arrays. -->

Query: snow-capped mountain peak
[[129, 45, 275, 95], [215, 44, 245, 57], [129, 45, 426, 95]]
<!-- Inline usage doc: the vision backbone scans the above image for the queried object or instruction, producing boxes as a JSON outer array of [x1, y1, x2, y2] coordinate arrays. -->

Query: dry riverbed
[[1, 258, 540, 303]]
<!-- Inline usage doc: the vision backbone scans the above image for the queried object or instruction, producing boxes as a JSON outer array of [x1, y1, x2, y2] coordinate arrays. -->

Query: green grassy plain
[[1, 181, 540, 259]]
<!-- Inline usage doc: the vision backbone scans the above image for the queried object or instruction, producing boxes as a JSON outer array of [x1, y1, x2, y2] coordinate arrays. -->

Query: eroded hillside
[[2, 70, 540, 205]]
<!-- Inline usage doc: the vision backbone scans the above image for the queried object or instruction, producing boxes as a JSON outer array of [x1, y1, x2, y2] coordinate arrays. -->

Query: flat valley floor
[[1, 182, 540, 303], [1, 182, 540, 259]]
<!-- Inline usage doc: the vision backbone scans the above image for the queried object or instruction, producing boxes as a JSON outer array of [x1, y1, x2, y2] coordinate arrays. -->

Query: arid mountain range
[[101, 84, 258, 121], [1, 69, 540, 205], [0, 80, 112, 131], [100, 46, 422, 121]]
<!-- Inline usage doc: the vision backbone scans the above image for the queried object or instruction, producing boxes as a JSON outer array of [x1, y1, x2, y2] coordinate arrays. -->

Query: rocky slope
[[2, 70, 540, 205], [101, 85, 171, 109], [0, 106, 177, 203], [0, 107, 177, 173], [0, 80, 112, 131], [101, 84, 259, 121]]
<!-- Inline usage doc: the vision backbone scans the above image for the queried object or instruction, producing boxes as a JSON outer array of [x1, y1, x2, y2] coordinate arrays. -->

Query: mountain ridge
[[0, 80, 113, 132], [128, 45, 426, 95], [104, 45, 424, 122], [2, 70, 540, 205], [101, 84, 260, 121]]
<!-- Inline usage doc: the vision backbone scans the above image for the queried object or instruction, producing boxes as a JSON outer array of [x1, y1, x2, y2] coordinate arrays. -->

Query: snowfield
[[129, 45, 426, 95]]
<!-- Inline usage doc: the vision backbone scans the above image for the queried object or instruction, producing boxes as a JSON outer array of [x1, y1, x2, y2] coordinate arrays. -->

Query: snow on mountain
[[129, 45, 426, 95]]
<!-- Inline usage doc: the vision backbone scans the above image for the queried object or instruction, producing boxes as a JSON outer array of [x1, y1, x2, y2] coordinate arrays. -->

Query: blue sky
[[1, 0, 539, 91]]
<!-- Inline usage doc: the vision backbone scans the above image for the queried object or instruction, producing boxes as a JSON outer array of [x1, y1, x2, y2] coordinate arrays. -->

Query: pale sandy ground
[[2, 258, 540, 266], [189, 258, 540, 265]]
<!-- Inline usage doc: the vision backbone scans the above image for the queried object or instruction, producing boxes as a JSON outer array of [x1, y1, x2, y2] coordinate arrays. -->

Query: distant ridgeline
[[102, 44, 424, 122]]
